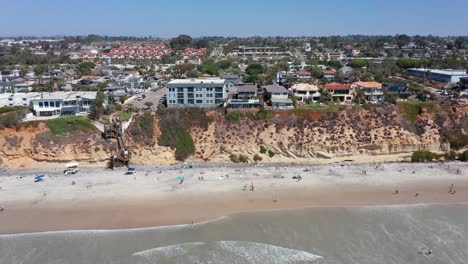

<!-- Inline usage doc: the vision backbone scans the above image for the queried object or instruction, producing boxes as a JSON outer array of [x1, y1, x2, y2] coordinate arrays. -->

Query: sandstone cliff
[[0, 101, 466, 168]]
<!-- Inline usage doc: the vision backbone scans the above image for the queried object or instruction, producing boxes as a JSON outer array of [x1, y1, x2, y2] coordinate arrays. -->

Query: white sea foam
[[132, 241, 323, 263]]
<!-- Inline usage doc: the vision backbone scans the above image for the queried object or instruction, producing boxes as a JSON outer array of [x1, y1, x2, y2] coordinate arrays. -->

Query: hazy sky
[[1, 0, 467, 37]]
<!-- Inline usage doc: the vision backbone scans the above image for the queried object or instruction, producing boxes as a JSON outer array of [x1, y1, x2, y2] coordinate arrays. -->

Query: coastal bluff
[[0, 101, 466, 168]]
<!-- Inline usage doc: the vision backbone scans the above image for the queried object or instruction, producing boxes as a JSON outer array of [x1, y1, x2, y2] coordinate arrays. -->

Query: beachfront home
[[226, 99, 261, 109], [0, 92, 41, 108], [323, 69, 336, 81], [324, 83, 353, 103], [291, 83, 320, 103], [262, 84, 293, 109], [383, 83, 412, 99], [166, 78, 229, 108], [352, 81, 383, 103], [236, 84, 258, 99], [31, 91, 99, 117]]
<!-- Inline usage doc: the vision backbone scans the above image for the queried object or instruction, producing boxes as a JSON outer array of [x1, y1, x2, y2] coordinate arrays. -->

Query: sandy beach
[[0, 161, 466, 235]]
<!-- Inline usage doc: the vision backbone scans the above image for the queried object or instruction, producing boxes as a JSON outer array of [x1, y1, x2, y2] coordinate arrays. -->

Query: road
[[126, 88, 166, 110], [209, 46, 223, 59]]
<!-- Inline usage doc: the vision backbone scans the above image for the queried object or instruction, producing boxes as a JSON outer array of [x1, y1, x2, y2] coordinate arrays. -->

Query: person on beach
[[0, 205, 4, 212], [393, 189, 399, 195], [414, 193, 419, 197]]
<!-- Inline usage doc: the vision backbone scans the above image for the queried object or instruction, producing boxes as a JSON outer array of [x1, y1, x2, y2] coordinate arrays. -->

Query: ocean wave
[[132, 241, 323, 263]]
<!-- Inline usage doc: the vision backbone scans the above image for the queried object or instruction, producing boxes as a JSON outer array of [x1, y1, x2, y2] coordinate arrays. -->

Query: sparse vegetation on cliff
[[411, 151, 437, 162], [157, 107, 212, 161], [397, 101, 435, 123], [45, 116, 97, 135]]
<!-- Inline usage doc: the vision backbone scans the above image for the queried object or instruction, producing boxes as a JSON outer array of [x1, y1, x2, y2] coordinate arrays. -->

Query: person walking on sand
[[0, 205, 4, 212], [393, 189, 399, 195]]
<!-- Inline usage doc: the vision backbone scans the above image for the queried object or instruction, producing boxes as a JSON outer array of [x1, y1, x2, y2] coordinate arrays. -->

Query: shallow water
[[1, 203, 467, 264]]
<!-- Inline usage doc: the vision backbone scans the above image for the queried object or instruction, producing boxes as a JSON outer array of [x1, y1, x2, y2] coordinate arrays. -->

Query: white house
[[31, 91, 98, 117], [290, 83, 320, 103], [166, 78, 230, 108], [0, 92, 41, 108]]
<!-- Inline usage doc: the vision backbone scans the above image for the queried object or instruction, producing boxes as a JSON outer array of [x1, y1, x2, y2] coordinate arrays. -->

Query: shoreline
[[0, 162, 466, 235]]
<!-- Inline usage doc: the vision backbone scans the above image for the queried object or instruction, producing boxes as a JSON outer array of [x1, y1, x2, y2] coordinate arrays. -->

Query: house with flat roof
[[407, 68, 468, 83], [324, 83, 353, 102], [31, 91, 99, 117], [383, 83, 412, 99], [352, 81, 383, 103], [166, 78, 229, 108], [227, 99, 261, 109], [291, 83, 320, 103], [0, 92, 41, 108]]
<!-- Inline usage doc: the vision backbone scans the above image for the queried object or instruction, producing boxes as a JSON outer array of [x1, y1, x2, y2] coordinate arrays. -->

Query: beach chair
[[125, 167, 136, 175]]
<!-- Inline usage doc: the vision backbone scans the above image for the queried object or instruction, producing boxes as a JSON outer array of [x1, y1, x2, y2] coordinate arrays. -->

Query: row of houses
[[164, 78, 398, 110]]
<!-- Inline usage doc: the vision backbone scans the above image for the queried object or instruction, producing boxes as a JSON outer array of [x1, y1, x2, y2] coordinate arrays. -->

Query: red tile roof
[[324, 82, 351, 90]]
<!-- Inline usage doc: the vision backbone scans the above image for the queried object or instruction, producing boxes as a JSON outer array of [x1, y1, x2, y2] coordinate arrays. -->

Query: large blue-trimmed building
[[407, 68, 468, 83]]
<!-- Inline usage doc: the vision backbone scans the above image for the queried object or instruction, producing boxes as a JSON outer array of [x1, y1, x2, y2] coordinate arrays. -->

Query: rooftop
[[32, 91, 97, 101], [168, 78, 226, 85], [237, 84, 257, 93], [324, 82, 351, 90], [291, 83, 319, 91], [353, 81, 382, 89], [262, 84, 288, 93], [408, 68, 468, 76]]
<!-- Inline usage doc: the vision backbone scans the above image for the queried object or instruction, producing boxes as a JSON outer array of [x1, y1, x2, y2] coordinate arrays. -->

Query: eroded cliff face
[[0, 101, 466, 168], [0, 123, 111, 168]]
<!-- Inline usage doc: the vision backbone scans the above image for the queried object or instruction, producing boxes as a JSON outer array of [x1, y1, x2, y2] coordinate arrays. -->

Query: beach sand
[[0, 162, 466, 234]]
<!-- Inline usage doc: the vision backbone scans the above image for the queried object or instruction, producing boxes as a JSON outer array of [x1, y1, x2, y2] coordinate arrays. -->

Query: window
[[169, 100, 176, 104], [177, 87, 184, 93], [195, 93, 203, 98], [215, 99, 221, 104], [187, 87, 194, 92], [187, 93, 194, 98], [178, 93, 185, 98], [196, 87, 203, 92], [39, 102, 43, 108], [206, 94, 213, 98], [206, 87, 213, 92], [207, 100, 214, 104], [44, 101, 49, 108], [196, 100, 203, 104], [188, 99, 194, 104], [169, 93, 176, 98], [22, 98, 27, 101], [178, 99, 184, 104], [215, 87, 223, 92], [215, 93, 223, 98], [168, 88, 175, 92]]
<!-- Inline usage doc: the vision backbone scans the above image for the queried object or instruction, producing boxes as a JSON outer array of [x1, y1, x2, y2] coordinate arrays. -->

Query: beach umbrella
[[177, 176, 185, 180]]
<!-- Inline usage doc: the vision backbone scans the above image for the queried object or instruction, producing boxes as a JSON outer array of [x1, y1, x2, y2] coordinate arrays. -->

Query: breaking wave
[[133, 241, 323, 263]]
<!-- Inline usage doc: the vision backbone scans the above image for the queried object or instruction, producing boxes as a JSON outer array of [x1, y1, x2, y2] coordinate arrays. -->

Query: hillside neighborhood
[[1, 35, 467, 122]]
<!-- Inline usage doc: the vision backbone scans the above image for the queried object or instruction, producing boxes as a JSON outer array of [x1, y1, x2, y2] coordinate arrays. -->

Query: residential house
[[0, 70, 20, 81], [353, 81, 383, 103], [323, 69, 336, 81], [31, 91, 99, 117], [262, 84, 293, 109], [166, 78, 229, 108], [324, 83, 353, 103], [236, 84, 258, 99], [227, 99, 261, 109], [295, 70, 312, 81], [291, 83, 320, 103], [0, 92, 41, 107], [383, 83, 412, 99]]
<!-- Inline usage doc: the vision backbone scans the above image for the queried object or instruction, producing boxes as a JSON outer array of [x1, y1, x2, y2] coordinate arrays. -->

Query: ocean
[[1, 203, 467, 264]]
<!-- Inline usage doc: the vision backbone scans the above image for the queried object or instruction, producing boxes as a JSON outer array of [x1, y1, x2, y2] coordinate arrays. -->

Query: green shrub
[[460, 150, 468, 162], [225, 111, 245, 121], [0, 111, 19, 129], [158, 125, 195, 161], [229, 154, 240, 163], [45, 116, 97, 135], [238, 154, 249, 163], [411, 151, 436, 162], [119, 111, 132, 122], [445, 151, 457, 161], [253, 154, 262, 162], [268, 150, 275, 158], [259, 145, 267, 154]]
